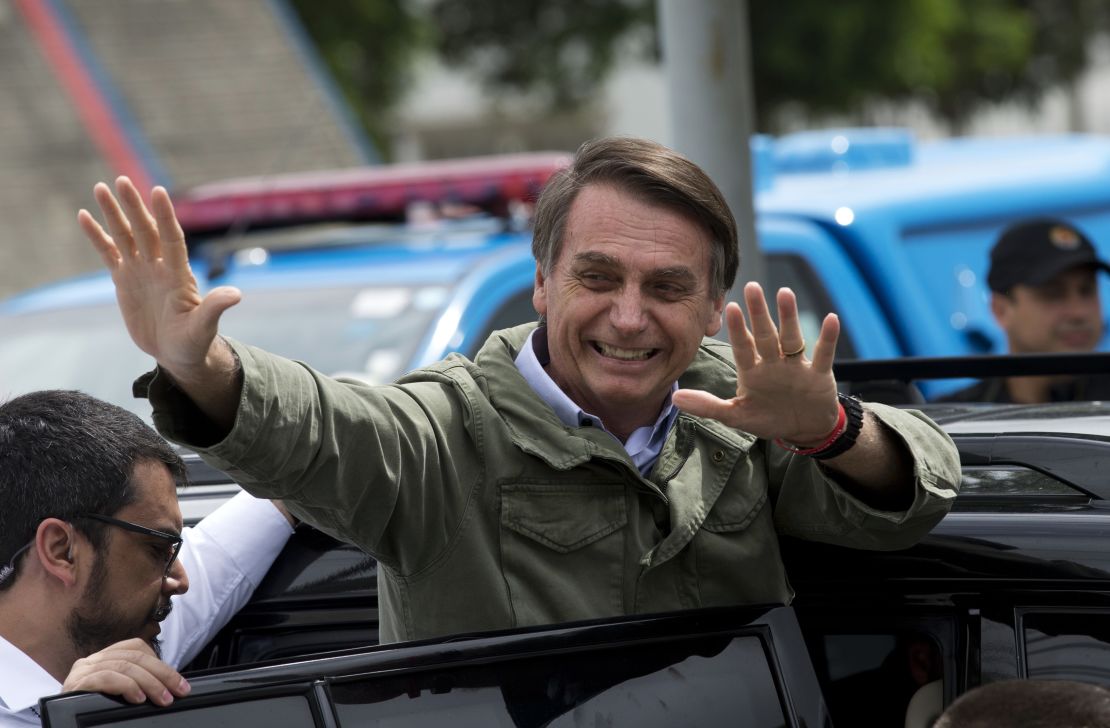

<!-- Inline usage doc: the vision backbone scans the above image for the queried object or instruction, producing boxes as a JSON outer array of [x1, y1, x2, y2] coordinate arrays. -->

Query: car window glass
[[0, 284, 441, 425], [960, 467, 1082, 498], [1023, 612, 1110, 683], [85, 695, 315, 727], [330, 635, 786, 727], [221, 285, 439, 382], [809, 630, 944, 728], [0, 306, 156, 421], [468, 287, 538, 355]]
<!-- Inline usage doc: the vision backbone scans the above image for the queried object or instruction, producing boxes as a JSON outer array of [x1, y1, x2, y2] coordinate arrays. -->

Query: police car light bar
[[173, 152, 573, 235]]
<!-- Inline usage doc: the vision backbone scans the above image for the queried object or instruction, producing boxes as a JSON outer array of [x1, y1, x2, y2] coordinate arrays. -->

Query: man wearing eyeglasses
[[0, 390, 295, 727]]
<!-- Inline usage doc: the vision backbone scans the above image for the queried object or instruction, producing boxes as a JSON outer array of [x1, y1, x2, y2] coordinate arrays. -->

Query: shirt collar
[[514, 327, 679, 475], [0, 633, 60, 715]]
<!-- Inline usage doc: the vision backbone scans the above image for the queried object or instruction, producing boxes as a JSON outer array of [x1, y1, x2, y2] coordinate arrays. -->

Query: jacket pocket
[[693, 486, 792, 606], [499, 482, 628, 626], [701, 487, 767, 533]]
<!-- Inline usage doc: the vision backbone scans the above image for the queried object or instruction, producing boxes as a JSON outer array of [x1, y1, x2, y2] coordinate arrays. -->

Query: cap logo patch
[[1050, 225, 1081, 250]]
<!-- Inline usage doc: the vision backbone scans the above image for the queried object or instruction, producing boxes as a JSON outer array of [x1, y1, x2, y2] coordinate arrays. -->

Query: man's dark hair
[[935, 679, 1110, 728], [532, 136, 740, 299], [0, 390, 185, 590]]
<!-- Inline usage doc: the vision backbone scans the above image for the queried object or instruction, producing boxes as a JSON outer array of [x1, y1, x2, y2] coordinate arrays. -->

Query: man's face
[[992, 266, 1104, 354], [66, 460, 188, 657], [533, 184, 725, 436]]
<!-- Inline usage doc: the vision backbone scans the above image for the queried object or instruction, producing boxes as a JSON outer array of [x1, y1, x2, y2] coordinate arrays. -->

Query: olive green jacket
[[143, 323, 961, 643]]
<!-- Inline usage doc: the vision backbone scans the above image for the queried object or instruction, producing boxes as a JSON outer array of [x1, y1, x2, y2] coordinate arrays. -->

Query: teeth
[[595, 342, 654, 361]]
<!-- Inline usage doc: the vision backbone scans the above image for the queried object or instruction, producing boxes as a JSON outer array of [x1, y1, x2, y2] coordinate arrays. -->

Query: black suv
[[39, 358, 1110, 728]]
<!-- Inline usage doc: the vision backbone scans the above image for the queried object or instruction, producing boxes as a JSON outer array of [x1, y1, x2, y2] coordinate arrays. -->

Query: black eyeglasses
[[76, 513, 184, 578]]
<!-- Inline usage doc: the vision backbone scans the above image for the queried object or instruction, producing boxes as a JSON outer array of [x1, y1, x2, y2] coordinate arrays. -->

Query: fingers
[[743, 282, 782, 361], [809, 313, 840, 373], [196, 286, 242, 338], [77, 208, 122, 270], [724, 302, 756, 370], [116, 177, 162, 261], [775, 287, 806, 358], [738, 282, 809, 363], [62, 638, 191, 707], [673, 388, 742, 427], [151, 186, 190, 269], [82, 178, 189, 269], [93, 180, 138, 259]]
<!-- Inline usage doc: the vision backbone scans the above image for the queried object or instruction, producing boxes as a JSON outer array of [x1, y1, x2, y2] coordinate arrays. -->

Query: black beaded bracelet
[[810, 393, 864, 460]]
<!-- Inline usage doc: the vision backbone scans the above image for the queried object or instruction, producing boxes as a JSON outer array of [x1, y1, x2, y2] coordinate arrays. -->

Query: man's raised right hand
[[78, 177, 243, 428]]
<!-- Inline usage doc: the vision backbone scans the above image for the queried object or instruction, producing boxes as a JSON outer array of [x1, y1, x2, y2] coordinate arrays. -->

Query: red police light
[[173, 152, 573, 235]]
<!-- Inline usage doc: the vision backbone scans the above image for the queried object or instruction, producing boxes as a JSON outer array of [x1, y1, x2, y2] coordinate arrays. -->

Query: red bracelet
[[774, 403, 847, 456]]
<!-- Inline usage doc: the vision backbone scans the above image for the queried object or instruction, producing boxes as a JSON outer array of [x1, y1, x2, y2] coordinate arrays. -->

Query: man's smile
[[592, 341, 659, 361]]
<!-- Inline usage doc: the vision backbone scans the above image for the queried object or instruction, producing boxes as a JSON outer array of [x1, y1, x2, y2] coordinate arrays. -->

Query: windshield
[[0, 284, 443, 421]]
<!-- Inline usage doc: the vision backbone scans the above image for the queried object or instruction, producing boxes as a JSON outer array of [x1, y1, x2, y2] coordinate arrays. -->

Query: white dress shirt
[[0, 491, 292, 727]]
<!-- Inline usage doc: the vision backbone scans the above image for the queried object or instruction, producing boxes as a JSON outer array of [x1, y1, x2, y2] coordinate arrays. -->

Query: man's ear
[[532, 264, 548, 318], [990, 292, 1012, 329], [34, 518, 80, 587], [705, 294, 726, 337]]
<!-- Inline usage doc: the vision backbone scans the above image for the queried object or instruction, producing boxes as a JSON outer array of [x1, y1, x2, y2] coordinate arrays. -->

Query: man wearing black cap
[[939, 218, 1110, 403]]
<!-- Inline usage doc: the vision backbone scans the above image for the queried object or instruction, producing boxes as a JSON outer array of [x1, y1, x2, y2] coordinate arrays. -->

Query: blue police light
[[772, 128, 915, 174]]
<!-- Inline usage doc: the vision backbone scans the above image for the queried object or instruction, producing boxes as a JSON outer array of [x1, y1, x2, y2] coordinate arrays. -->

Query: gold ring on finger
[[783, 342, 806, 358]]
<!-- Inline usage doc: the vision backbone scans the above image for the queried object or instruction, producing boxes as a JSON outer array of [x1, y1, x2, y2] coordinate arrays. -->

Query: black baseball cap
[[987, 218, 1110, 293]]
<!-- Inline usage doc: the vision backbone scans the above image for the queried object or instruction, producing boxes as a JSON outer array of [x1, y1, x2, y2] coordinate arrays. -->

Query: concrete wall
[[0, 0, 368, 298]]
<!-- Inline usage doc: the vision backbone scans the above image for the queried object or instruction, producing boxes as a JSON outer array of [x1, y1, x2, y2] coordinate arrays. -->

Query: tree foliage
[[430, 0, 657, 109], [750, 0, 1110, 131], [287, 0, 429, 154], [292, 0, 1110, 145], [430, 0, 1110, 133]]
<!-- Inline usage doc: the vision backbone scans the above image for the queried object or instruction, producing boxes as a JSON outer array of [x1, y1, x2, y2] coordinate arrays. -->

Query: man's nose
[[163, 559, 189, 595], [1063, 291, 1099, 320], [610, 286, 647, 331]]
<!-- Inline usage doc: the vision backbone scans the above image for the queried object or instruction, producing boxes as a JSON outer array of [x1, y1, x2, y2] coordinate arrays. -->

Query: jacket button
[[712, 450, 725, 462]]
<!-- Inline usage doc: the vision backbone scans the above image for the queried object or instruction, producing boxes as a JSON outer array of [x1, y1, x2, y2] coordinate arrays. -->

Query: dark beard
[[66, 557, 165, 659]]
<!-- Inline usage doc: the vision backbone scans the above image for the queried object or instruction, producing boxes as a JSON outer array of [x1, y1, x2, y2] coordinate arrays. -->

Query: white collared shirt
[[0, 492, 293, 727], [514, 328, 679, 476]]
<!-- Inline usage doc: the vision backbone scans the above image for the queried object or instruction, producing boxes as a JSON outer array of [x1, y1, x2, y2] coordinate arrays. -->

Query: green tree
[[748, 0, 1036, 132], [429, 0, 1110, 134], [293, 1, 1110, 144], [287, 0, 429, 156], [430, 0, 657, 109]]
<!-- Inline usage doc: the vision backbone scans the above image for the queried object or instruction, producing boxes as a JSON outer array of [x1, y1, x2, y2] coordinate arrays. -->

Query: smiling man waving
[[79, 136, 960, 644]]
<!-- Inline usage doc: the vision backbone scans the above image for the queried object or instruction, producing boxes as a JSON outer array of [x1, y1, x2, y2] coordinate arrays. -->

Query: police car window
[[222, 285, 439, 383], [469, 287, 537, 355], [1023, 611, 1110, 683], [330, 635, 787, 727], [0, 285, 440, 425], [0, 306, 156, 421]]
